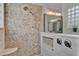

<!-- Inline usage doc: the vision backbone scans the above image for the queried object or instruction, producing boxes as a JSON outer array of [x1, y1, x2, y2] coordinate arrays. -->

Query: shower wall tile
[[0, 29, 4, 50], [5, 3, 42, 56]]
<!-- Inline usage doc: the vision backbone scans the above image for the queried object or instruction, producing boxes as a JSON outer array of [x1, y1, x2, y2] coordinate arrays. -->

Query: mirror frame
[[43, 14, 63, 33]]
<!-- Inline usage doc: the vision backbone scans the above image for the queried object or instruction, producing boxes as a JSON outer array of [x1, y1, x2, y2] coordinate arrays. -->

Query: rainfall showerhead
[[23, 6, 34, 15]]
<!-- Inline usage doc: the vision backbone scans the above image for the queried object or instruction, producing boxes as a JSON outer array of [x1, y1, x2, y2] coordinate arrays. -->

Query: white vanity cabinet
[[40, 32, 79, 56]]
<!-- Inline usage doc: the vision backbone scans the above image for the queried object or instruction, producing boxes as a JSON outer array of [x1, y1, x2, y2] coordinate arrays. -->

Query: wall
[[62, 3, 79, 35], [34, 3, 62, 11], [0, 3, 5, 50], [5, 3, 43, 56], [0, 29, 4, 50]]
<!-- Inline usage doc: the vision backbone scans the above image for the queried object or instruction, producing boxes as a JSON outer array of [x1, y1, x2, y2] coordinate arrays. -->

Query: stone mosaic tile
[[5, 3, 42, 56]]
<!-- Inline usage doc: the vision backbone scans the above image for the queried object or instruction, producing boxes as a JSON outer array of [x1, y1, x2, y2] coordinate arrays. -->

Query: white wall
[[62, 3, 79, 35], [34, 3, 62, 10], [0, 3, 4, 50]]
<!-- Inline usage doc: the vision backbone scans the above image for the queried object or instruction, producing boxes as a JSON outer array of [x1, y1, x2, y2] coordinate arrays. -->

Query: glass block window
[[68, 5, 79, 28]]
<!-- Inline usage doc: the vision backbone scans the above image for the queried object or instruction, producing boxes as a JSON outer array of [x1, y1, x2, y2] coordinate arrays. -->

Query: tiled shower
[[4, 3, 43, 56], [0, 3, 79, 56]]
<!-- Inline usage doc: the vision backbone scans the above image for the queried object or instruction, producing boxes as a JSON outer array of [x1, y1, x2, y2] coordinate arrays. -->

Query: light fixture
[[55, 13, 62, 16], [47, 11, 55, 15], [46, 11, 62, 16]]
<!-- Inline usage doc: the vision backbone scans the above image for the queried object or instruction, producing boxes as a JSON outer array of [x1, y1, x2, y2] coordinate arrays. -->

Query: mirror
[[44, 14, 63, 33]]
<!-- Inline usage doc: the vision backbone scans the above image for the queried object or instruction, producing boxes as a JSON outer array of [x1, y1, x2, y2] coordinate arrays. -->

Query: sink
[[0, 48, 18, 56]]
